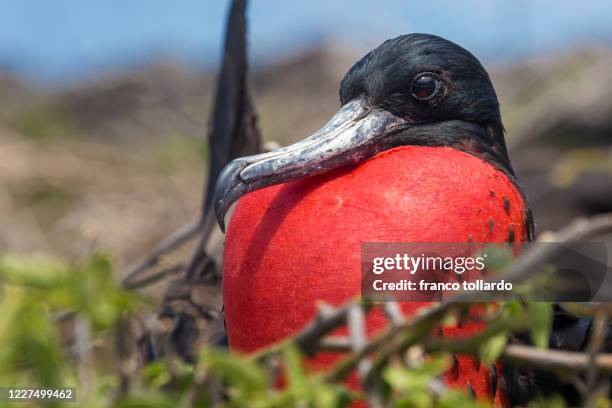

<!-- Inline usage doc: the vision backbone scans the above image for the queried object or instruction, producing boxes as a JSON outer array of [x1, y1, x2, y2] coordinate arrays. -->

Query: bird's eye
[[411, 73, 441, 101]]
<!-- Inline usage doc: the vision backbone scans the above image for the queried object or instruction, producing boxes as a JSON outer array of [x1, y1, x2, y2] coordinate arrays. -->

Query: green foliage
[[0, 252, 137, 407], [0, 252, 136, 330], [0, 251, 605, 408], [526, 302, 553, 349], [478, 301, 520, 364], [202, 346, 353, 408], [479, 332, 508, 365], [383, 357, 487, 408], [203, 348, 269, 404], [115, 395, 178, 408], [0, 252, 356, 408], [527, 395, 567, 408]]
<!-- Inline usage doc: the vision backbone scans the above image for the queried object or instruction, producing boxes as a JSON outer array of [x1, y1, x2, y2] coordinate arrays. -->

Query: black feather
[[203, 0, 260, 215]]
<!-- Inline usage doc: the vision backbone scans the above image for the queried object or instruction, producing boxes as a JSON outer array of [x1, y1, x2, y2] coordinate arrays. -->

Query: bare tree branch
[[316, 331, 612, 375], [502, 344, 612, 375], [122, 219, 201, 288], [123, 263, 185, 290]]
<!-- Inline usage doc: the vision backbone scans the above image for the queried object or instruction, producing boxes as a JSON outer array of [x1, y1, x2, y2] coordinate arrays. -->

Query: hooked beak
[[213, 97, 406, 231]]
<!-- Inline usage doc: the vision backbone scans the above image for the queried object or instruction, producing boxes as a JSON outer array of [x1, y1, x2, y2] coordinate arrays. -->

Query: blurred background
[[2, 0, 612, 273]]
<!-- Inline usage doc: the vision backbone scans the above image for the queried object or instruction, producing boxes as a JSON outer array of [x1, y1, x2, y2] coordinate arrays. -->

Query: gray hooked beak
[[213, 97, 406, 231]]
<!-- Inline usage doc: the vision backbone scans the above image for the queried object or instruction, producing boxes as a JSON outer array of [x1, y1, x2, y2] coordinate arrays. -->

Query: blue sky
[[1, 0, 612, 84]]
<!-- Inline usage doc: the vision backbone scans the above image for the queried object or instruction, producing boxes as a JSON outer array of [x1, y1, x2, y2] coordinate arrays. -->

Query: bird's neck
[[389, 120, 514, 179]]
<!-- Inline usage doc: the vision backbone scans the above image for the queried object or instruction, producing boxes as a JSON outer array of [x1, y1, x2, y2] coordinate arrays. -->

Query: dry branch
[[123, 263, 185, 290], [503, 344, 612, 375], [317, 331, 612, 375], [121, 219, 201, 287]]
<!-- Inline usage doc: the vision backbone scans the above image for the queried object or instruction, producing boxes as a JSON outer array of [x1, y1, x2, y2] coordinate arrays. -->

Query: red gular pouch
[[223, 146, 528, 407]]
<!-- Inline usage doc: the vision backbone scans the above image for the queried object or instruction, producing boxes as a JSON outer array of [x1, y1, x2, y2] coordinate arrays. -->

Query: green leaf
[[438, 389, 491, 408], [115, 393, 177, 408], [312, 383, 353, 408], [69, 252, 139, 330], [384, 358, 447, 392], [142, 361, 172, 388], [282, 346, 307, 397], [527, 302, 553, 349], [0, 254, 68, 288], [527, 395, 567, 408], [200, 349, 268, 396], [501, 300, 524, 319], [479, 332, 508, 364]]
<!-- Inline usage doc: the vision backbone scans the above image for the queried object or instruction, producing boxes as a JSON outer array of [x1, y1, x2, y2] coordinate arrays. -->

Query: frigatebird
[[212, 33, 599, 406]]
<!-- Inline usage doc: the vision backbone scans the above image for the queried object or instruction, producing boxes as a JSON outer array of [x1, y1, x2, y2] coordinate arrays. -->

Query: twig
[[327, 303, 465, 383], [348, 305, 381, 408], [123, 263, 185, 290], [348, 305, 368, 369], [249, 300, 369, 361], [74, 316, 93, 396], [181, 213, 216, 281], [584, 307, 610, 407], [122, 219, 202, 287], [382, 302, 405, 326], [426, 334, 612, 375], [319, 336, 351, 352], [552, 213, 612, 242], [115, 316, 134, 397], [296, 301, 373, 356], [318, 329, 612, 376], [502, 344, 612, 375]]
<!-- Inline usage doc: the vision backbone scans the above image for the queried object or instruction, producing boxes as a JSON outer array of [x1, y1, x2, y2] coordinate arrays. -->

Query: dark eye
[[411, 73, 441, 101]]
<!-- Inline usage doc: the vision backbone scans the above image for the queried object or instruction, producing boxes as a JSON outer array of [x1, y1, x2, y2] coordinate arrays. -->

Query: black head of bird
[[214, 33, 516, 231]]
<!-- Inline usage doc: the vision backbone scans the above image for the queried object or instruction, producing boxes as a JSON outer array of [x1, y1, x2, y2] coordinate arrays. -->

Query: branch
[[318, 320, 612, 375], [121, 219, 202, 288], [348, 304, 382, 408], [249, 300, 371, 361], [123, 263, 185, 290], [502, 344, 612, 375], [585, 308, 611, 405], [551, 212, 612, 242]]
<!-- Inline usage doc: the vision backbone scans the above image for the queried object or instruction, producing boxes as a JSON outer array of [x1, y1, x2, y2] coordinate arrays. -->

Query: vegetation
[[2, 244, 610, 407]]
